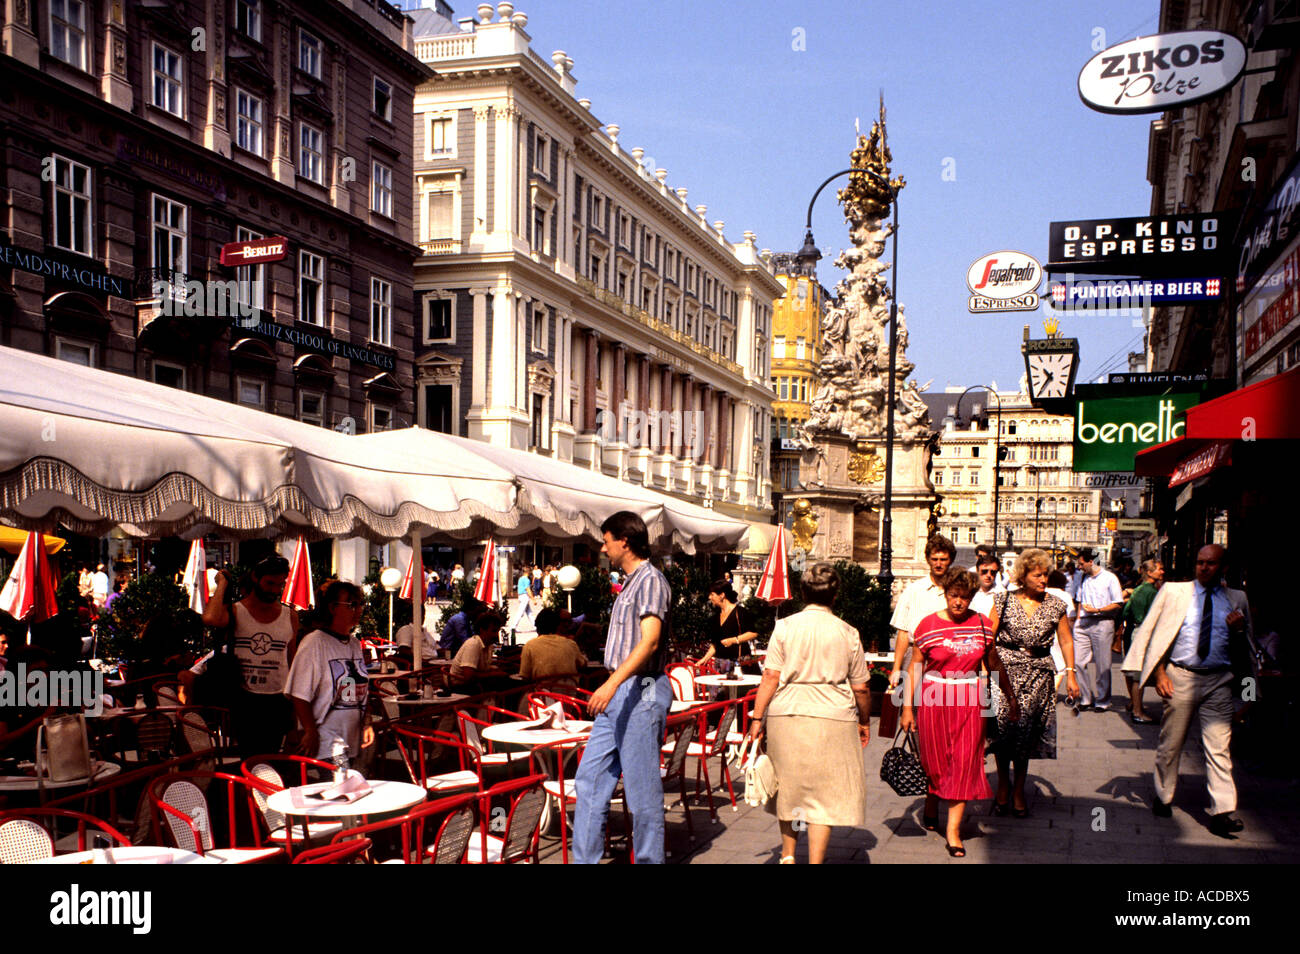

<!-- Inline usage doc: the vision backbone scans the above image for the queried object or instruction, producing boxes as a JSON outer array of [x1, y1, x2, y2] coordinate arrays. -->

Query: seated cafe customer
[[450, 612, 508, 691], [519, 608, 588, 685]]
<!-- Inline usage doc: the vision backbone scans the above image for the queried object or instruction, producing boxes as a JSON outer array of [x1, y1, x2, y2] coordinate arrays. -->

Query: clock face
[[1028, 351, 1073, 399]]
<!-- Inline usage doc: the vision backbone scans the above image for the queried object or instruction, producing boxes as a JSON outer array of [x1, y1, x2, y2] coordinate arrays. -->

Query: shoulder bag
[[879, 728, 928, 797], [736, 736, 778, 814], [36, 713, 93, 792]]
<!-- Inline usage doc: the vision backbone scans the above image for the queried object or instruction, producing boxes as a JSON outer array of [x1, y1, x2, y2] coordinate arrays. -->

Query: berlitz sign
[[966, 250, 1041, 313], [1048, 213, 1232, 277], [220, 236, 289, 266], [1072, 393, 1201, 473], [1077, 31, 1247, 115]]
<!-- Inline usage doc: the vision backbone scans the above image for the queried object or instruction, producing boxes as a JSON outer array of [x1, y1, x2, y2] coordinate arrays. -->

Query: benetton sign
[[1048, 213, 1232, 277], [1073, 393, 1202, 472], [1077, 31, 1247, 115], [220, 237, 289, 266]]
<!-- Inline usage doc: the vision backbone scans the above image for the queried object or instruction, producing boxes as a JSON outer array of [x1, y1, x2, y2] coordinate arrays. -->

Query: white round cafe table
[[0, 761, 121, 793], [694, 674, 762, 689], [32, 846, 215, 865], [481, 720, 593, 748], [266, 778, 427, 821], [670, 700, 705, 713], [391, 693, 468, 706]]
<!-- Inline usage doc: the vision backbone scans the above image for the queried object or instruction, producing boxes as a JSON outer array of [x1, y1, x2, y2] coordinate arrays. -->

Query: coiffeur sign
[[1073, 391, 1203, 472], [1077, 31, 1247, 115]]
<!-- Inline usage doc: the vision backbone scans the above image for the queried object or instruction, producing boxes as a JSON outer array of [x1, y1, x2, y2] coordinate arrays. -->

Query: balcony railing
[[414, 33, 477, 60], [420, 238, 462, 255]]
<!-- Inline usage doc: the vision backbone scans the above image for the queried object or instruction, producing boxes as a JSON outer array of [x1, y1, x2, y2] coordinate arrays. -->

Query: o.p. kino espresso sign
[[1078, 31, 1246, 115], [1073, 393, 1201, 473]]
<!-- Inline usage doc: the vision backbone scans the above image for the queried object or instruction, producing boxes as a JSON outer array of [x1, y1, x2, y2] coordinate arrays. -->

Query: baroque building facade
[[408, 4, 780, 522]]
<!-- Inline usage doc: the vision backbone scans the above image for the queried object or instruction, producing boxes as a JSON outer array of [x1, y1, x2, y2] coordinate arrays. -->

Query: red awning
[[1185, 365, 1300, 440], [1134, 436, 1213, 477], [1168, 440, 1233, 487]]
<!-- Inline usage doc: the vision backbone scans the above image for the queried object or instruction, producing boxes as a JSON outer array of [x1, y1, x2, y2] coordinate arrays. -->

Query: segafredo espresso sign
[[1072, 393, 1201, 472], [1078, 31, 1246, 115], [966, 250, 1041, 313]]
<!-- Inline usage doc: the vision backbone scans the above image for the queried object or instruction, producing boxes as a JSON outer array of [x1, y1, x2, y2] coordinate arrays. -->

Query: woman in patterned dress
[[987, 549, 1080, 816], [901, 568, 1018, 857]]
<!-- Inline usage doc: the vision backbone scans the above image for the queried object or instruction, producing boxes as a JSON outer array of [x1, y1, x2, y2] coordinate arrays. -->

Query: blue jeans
[[572, 674, 671, 864]]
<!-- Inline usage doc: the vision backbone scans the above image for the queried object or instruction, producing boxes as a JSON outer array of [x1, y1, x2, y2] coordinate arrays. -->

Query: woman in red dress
[[901, 568, 1018, 857]]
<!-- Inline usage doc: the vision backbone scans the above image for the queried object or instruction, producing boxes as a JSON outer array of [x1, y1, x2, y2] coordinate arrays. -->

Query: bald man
[[1122, 544, 1252, 838]]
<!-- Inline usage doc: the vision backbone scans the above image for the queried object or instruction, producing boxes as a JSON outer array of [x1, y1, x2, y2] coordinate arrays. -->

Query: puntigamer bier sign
[[1078, 31, 1247, 115], [1073, 392, 1202, 473]]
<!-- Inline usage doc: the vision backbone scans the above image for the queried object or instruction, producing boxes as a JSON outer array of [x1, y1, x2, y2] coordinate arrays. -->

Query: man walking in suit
[[1122, 544, 1251, 837]]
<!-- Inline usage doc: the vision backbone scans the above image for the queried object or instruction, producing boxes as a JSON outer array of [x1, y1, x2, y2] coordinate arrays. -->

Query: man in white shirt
[[1073, 547, 1125, 711], [969, 554, 1006, 617], [90, 564, 110, 608], [889, 535, 955, 687]]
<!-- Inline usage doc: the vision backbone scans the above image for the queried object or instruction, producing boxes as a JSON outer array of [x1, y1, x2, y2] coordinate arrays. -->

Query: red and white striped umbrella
[[0, 530, 60, 623], [182, 538, 208, 615], [399, 547, 420, 601], [281, 536, 315, 612], [755, 528, 792, 604], [472, 540, 499, 605]]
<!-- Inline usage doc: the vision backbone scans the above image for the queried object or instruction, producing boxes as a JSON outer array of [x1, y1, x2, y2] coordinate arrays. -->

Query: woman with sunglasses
[[285, 581, 371, 761]]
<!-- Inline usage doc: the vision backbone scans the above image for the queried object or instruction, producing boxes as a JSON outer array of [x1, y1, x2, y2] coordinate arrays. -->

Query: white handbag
[[36, 713, 93, 789], [736, 737, 778, 814]]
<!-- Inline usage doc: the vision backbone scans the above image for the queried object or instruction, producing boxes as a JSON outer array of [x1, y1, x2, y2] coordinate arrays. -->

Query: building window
[[531, 304, 545, 349], [299, 390, 325, 426], [951, 470, 961, 486], [532, 204, 549, 254], [772, 336, 785, 359], [372, 162, 393, 217], [234, 89, 263, 155], [426, 191, 453, 241], [236, 377, 265, 410], [665, 297, 677, 326], [795, 336, 806, 360], [373, 77, 392, 121], [779, 378, 788, 400], [617, 213, 631, 247], [967, 527, 978, 544], [970, 470, 980, 486], [934, 470, 943, 485], [151, 195, 187, 274], [1008, 421, 1017, 435], [235, 226, 264, 313], [235, 0, 261, 42], [152, 360, 186, 390], [617, 269, 630, 303], [534, 130, 549, 175], [299, 29, 321, 78], [299, 123, 323, 183], [151, 43, 183, 116], [971, 445, 980, 457], [49, 0, 87, 70], [369, 404, 393, 432], [370, 277, 391, 345], [429, 117, 453, 156], [590, 192, 604, 228], [642, 286, 654, 314], [589, 251, 605, 286], [425, 384, 453, 434], [54, 337, 95, 366], [425, 297, 452, 342], [299, 251, 324, 326], [51, 155, 93, 256]]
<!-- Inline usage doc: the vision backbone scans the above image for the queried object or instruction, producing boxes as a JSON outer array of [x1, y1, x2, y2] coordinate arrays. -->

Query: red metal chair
[[456, 706, 531, 771], [393, 726, 484, 795], [330, 792, 478, 864], [0, 819, 53, 863], [526, 691, 587, 720], [528, 738, 588, 865], [464, 774, 548, 864], [238, 755, 343, 856], [662, 698, 743, 819], [292, 837, 373, 864], [148, 770, 283, 863], [659, 713, 699, 848], [666, 664, 698, 702], [0, 808, 132, 858]]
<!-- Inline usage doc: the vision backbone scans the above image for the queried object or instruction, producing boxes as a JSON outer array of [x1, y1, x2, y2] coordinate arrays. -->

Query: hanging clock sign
[[1078, 31, 1247, 115], [1023, 336, 1080, 410]]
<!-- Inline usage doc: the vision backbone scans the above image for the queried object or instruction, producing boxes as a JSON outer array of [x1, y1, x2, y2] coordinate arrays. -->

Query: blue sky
[[500, 0, 1162, 392]]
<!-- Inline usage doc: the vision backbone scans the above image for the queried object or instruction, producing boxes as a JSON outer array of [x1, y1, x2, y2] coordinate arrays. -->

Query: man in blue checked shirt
[[572, 511, 674, 864]]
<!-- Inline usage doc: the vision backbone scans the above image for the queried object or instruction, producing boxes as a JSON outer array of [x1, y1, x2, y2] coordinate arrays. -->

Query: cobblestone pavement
[[539, 671, 1299, 864]]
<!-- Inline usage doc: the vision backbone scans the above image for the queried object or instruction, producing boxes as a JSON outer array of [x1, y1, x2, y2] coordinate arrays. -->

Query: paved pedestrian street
[[543, 671, 1299, 864]]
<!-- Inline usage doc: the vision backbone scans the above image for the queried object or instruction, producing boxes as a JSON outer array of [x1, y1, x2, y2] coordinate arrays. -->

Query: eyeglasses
[[333, 601, 362, 609]]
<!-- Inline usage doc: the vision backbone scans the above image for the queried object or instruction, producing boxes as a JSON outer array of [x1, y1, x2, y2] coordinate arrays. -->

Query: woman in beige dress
[[748, 563, 871, 864]]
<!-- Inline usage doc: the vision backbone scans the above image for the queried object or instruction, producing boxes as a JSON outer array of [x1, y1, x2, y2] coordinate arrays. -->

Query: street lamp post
[[952, 385, 1003, 552], [796, 167, 900, 589]]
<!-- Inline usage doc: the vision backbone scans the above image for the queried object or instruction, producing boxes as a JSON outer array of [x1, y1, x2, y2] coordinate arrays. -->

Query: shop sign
[[1240, 239, 1299, 366], [230, 314, 395, 372], [0, 241, 127, 296], [1236, 150, 1300, 294], [1077, 31, 1247, 115], [1050, 276, 1221, 311], [1073, 392, 1202, 472], [220, 236, 289, 266], [1108, 372, 1210, 385], [1117, 518, 1157, 532], [1048, 213, 1232, 276], [1169, 441, 1232, 488], [966, 251, 1041, 312]]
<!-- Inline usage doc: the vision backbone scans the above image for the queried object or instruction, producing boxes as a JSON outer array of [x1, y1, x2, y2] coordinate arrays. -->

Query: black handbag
[[880, 729, 929, 796]]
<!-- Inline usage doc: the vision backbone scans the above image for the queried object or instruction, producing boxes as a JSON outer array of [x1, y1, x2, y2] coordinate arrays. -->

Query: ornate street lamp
[[797, 167, 901, 589]]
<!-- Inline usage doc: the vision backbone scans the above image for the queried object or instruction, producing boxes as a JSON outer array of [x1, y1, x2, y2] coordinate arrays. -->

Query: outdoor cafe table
[[0, 761, 121, 797], [694, 673, 762, 693], [481, 720, 593, 831], [33, 846, 215, 865], [266, 778, 428, 843]]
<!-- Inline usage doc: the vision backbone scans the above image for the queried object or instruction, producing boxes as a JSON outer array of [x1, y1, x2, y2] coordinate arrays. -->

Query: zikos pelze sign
[[1078, 31, 1247, 115], [1072, 393, 1202, 472]]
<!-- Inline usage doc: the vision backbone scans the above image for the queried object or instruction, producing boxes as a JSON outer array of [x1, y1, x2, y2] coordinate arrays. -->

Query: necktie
[[1197, 586, 1214, 661]]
